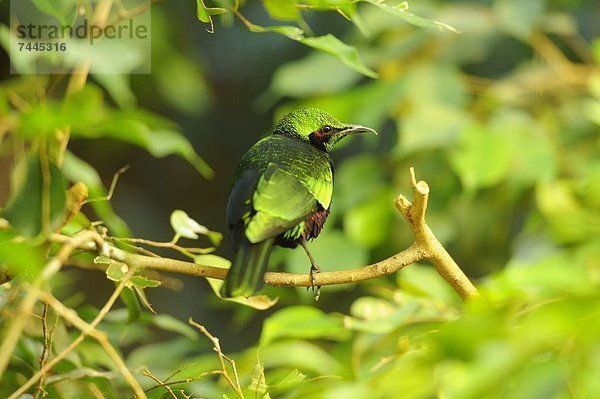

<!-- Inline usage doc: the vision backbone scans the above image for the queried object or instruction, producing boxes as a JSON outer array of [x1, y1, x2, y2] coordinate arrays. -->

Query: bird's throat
[[308, 132, 328, 152]]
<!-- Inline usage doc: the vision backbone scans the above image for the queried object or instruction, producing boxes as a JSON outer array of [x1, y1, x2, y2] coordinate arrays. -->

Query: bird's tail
[[221, 237, 274, 298]]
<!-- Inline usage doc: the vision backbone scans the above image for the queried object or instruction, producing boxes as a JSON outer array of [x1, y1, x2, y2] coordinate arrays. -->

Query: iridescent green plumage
[[222, 108, 376, 298]]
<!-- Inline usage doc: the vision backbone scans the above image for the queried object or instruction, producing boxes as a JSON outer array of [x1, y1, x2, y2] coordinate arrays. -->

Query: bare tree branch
[[46, 168, 478, 300]]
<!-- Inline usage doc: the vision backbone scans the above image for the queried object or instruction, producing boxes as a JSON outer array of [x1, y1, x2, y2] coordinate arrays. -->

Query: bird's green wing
[[300, 171, 332, 210], [245, 163, 317, 243]]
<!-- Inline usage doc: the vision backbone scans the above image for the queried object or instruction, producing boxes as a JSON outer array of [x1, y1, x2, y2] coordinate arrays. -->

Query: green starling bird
[[221, 108, 376, 298]]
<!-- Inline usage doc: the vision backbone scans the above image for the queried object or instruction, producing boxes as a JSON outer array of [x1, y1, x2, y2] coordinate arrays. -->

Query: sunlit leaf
[[245, 24, 304, 40], [170, 210, 223, 244], [0, 231, 44, 279], [300, 34, 377, 78], [264, 0, 299, 21], [249, 359, 269, 396], [246, 21, 376, 78], [260, 306, 349, 345], [171, 210, 209, 239], [269, 369, 307, 390], [269, 52, 361, 99], [363, 0, 457, 33]]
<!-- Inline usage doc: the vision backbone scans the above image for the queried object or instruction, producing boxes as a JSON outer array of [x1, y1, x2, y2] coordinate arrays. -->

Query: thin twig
[[7, 264, 136, 399], [142, 370, 178, 399], [84, 165, 129, 204], [189, 319, 244, 398], [34, 302, 50, 399], [38, 291, 147, 399], [114, 237, 214, 256], [0, 230, 102, 378], [49, 233, 424, 287], [44, 168, 478, 300]]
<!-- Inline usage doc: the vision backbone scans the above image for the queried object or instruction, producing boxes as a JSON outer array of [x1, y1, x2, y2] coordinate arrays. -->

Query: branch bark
[[395, 168, 479, 300], [48, 168, 478, 300]]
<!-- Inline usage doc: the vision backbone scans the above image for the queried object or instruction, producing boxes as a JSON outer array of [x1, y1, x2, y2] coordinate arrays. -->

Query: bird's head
[[274, 108, 376, 152]]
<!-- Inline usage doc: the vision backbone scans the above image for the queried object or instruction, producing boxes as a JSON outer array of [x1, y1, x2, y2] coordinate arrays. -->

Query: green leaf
[[245, 24, 304, 40], [93, 74, 137, 109], [152, 314, 198, 340], [66, 38, 148, 75], [170, 210, 223, 244], [344, 296, 398, 333], [130, 275, 161, 289], [106, 261, 129, 282], [398, 263, 461, 304], [0, 231, 44, 279], [102, 118, 214, 178], [153, 55, 212, 115], [449, 123, 511, 193], [343, 188, 393, 249], [3, 152, 66, 237], [260, 306, 348, 345], [334, 155, 386, 213], [249, 359, 269, 396], [100, 257, 141, 322], [196, 0, 228, 33], [264, 0, 299, 21], [299, 34, 377, 78], [269, 52, 361, 99], [337, 3, 369, 36], [363, 0, 457, 33], [260, 340, 342, 375], [31, 0, 78, 25], [269, 369, 307, 390], [170, 210, 209, 240], [17, 104, 56, 138], [245, 21, 376, 78], [63, 85, 108, 131]]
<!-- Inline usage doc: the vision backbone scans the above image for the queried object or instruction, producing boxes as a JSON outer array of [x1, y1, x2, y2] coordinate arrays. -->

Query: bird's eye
[[322, 125, 333, 134]]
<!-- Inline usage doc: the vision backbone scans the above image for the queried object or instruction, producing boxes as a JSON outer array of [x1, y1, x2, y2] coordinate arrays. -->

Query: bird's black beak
[[340, 124, 377, 136]]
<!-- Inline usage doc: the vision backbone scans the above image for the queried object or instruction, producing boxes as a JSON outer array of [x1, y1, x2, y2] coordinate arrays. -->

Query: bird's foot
[[307, 263, 322, 301]]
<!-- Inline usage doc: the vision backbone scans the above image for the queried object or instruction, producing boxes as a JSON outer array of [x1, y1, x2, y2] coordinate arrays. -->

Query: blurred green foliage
[[1, 0, 600, 397]]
